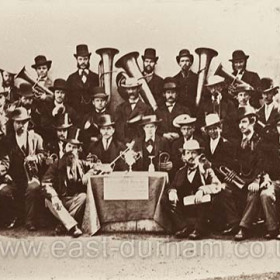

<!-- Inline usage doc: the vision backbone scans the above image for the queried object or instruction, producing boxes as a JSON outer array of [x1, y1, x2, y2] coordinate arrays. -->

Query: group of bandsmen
[[0, 44, 280, 240]]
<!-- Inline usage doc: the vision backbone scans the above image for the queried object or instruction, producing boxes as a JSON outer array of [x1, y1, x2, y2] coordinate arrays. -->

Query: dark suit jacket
[[173, 70, 198, 116], [144, 73, 164, 106], [155, 102, 190, 135], [257, 102, 280, 126], [114, 99, 153, 142], [66, 70, 99, 115], [133, 135, 170, 171]]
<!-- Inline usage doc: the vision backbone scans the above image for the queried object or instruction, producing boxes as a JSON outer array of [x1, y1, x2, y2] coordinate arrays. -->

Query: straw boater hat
[[50, 79, 68, 92], [54, 113, 72, 129], [65, 127, 82, 145], [180, 139, 204, 153], [31, 55, 52, 69], [120, 77, 141, 89], [139, 115, 161, 126], [74, 44, 91, 58], [201, 113, 223, 131], [141, 48, 158, 62], [176, 49, 194, 64], [18, 83, 35, 98], [260, 78, 279, 94], [205, 76, 225, 88], [97, 114, 115, 128], [237, 106, 257, 121], [234, 83, 254, 94], [173, 114, 196, 128], [229, 50, 249, 62], [11, 107, 31, 122]]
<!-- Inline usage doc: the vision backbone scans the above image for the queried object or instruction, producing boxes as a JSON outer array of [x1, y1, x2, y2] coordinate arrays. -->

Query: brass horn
[[217, 165, 245, 189], [195, 47, 218, 107], [15, 66, 54, 98], [96, 48, 119, 103], [115, 52, 158, 111], [214, 63, 254, 90]]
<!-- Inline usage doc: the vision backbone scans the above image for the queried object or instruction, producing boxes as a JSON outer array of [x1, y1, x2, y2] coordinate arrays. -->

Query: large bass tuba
[[115, 52, 158, 111], [195, 47, 218, 107], [96, 48, 119, 103], [15, 66, 54, 98]]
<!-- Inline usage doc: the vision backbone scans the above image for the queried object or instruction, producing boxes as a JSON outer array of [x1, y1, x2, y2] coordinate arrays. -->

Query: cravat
[[81, 70, 88, 83], [241, 137, 249, 149]]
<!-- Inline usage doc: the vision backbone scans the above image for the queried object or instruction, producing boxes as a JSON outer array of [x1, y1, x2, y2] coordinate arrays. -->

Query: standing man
[[228, 50, 261, 108], [141, 48, 164, 105], [0, 69, 18, 103], [173, 49, 198, 115], [31, 55, 53, 89], [67, 44, 99, 116]]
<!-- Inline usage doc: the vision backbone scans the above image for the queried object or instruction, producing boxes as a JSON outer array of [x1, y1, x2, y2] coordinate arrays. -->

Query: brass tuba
[[195, 47, 218, 107], [96, 48, 119, 103], [115, 52, 158, 111], [15, 66, 54, 98]]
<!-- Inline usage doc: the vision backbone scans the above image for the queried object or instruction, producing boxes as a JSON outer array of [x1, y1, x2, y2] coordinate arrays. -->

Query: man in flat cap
[[141, 48, 164, 105], [67, 44, 99, 116], [228, 50, 261, 108], [173, 49, 198, 116]]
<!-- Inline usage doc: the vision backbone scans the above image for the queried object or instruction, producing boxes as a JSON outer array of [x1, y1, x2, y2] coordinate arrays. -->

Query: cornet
[[217, 165, 245, 189]]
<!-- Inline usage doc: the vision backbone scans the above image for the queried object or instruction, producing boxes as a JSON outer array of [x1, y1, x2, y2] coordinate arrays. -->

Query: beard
[[77, 62, 90, 70], [143, 65, 154, 74]]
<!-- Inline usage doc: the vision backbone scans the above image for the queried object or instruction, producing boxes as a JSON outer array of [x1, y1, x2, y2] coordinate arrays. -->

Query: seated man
[[42, 127, 94, 237], [166, 139, 222, 239], [87, 114, 126, 172], [133, 115, 172, 172]]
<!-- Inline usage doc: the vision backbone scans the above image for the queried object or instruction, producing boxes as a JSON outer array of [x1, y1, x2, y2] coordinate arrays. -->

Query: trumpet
[[217, 165, 245, 189]]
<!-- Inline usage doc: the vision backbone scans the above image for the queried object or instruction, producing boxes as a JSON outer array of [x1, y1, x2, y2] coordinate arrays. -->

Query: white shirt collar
[[145, 135, 155, 142], [102, 137, 112, 150], [79, 69, 89, 75], [210, 136, 220, 154], [54, 100, 64, 107]]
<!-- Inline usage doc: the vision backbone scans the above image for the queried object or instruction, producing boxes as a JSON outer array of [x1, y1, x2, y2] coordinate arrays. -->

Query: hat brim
[[238, 112, 257, 121], [229, 55, 249, 62], [179, 147, 204, 153], [176, 54, 194, 64], [50, 86, 68, 92], [53, 123, 72, 129], [201, 120, 223, 131], [262, 86, 279, 94], [12, 116, 31, 122], [140, 120, 162, 126], [98, 122, 115, 128], [31, 61, 52, 69], [141, 55, 158, 62], [64, 139, 83, 145], [92, 93, 109, 100], [174, 120, 196, 128], [74, 53, 91, 58]]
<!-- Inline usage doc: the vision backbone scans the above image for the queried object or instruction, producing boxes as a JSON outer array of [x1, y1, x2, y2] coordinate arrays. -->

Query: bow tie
[[80, 70, 88, 76], [145, 139, 154, 146], [129, 101, 137, 105], [187, 167, 197, 175]]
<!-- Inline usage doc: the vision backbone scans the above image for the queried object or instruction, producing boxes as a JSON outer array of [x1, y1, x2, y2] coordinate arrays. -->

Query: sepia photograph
[[0, 0, 280, 279]]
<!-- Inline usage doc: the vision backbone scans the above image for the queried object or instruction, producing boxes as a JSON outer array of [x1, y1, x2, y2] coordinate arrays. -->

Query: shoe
[[188, 229, 204, 240], [222, 224, 239, 235], [26, 224, 37, 232], [265, 230, 278, 240], [174, 227, 190, 238], [6, 217, 18, 229], [234, 228, 250, 241], [71, 226, 82, 238]]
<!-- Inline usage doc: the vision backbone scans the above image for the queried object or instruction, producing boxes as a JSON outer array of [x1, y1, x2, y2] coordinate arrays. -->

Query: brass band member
[[66, 44, 99, 115], [4, 107, 45, 231], [42, 127, 94, 237]]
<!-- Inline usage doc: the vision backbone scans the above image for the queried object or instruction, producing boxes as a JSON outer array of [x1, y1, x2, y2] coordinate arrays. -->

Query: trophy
[[121, 149, 142, 172]]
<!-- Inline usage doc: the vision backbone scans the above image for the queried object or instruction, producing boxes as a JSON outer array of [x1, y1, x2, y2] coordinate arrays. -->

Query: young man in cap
[[0, 69, 18, 103], [166, 139, 222, 239], [133, 115, 172, 172], [173, 49, 198, 115], [141, 48, 164, 105], [87, 114, 126, 172], [3, 107, 45, 231], [31, 55, 53, 89], [67, 44, 99, 115], [228, 50, 261, 108], [42, 127, 94, 237], [114, 77, 153, 142], [155, 77, 190, 142], [81, 86, 110, 151]]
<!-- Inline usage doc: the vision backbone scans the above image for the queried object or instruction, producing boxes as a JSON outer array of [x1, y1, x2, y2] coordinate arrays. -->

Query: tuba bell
[[195, 47, 218, 107], [115, 52, 158, 111], [15, 66, 54, 98], [96, 48, 119, 103]]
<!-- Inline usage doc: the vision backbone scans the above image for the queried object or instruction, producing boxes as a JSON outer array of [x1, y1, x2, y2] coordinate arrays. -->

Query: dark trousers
[[0, 184, 16, 225]]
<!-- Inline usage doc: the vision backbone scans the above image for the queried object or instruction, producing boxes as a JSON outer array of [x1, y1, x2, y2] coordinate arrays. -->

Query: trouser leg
[[25, 181, 41, 226], [0, 184, 16, 224]]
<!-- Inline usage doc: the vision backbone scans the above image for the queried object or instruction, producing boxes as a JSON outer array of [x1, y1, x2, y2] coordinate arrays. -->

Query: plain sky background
[[1, 0, 280, 105]]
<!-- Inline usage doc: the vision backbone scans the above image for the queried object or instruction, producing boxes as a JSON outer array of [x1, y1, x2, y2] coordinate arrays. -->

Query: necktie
[[145, 139, 154, 153], [241, 137, 249, 149], [104, 139, 110, 151], [81, 70, 87, 83]]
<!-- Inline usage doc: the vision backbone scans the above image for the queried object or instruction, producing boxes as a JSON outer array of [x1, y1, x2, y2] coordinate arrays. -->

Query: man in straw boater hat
[[3, 107, 45, 231], [165, 139, 223, 239], [155, 77, 190, 142], [173, 49, 198, 115], [66, 44, 99, 115], [87, 114, 126, 172], [31, 55, 53, 89], [141, 48, 164, 105], [133, 114, 172, 172], [228, 49, 261, 108], [81, 86, 110, 150], [114, 77, 153, 142], [42, 127, 95, 237]]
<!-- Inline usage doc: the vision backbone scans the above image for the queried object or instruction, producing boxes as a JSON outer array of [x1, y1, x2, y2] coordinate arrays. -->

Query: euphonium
[[195, 47, 218, 107], [15, 66, 54, 98], [115, 52, 158, 111], [96, 48, 119, 103], [217, 165, 245, 189]]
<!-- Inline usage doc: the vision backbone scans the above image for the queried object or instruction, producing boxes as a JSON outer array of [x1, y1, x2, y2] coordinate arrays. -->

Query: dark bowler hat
[[31, 55, 52, 69], [229, 50, 249, 62], [163, 77, 178, 90], [139, 115, 161, 126], [237, 106, 257, 121], [74, 44, 91, 58], [11, 107, 31, 122], [97, 114, 115, 128], [65, 127, 83, 145], [176, 49, 194, 64], [260, 77, 279, 94], [18, 83, 34, 98], [54, 113, 72, 129], [91, 87, 109, 100], [50, 79, 68, 92], [141, 48, 158, 62]]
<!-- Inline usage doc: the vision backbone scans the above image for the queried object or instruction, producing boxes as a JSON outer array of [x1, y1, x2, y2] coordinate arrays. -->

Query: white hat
[[202, 113, 222, 131], [173, 114, 196, 128], [181, 139, 203, 152], [205, 76, 225, 87]]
